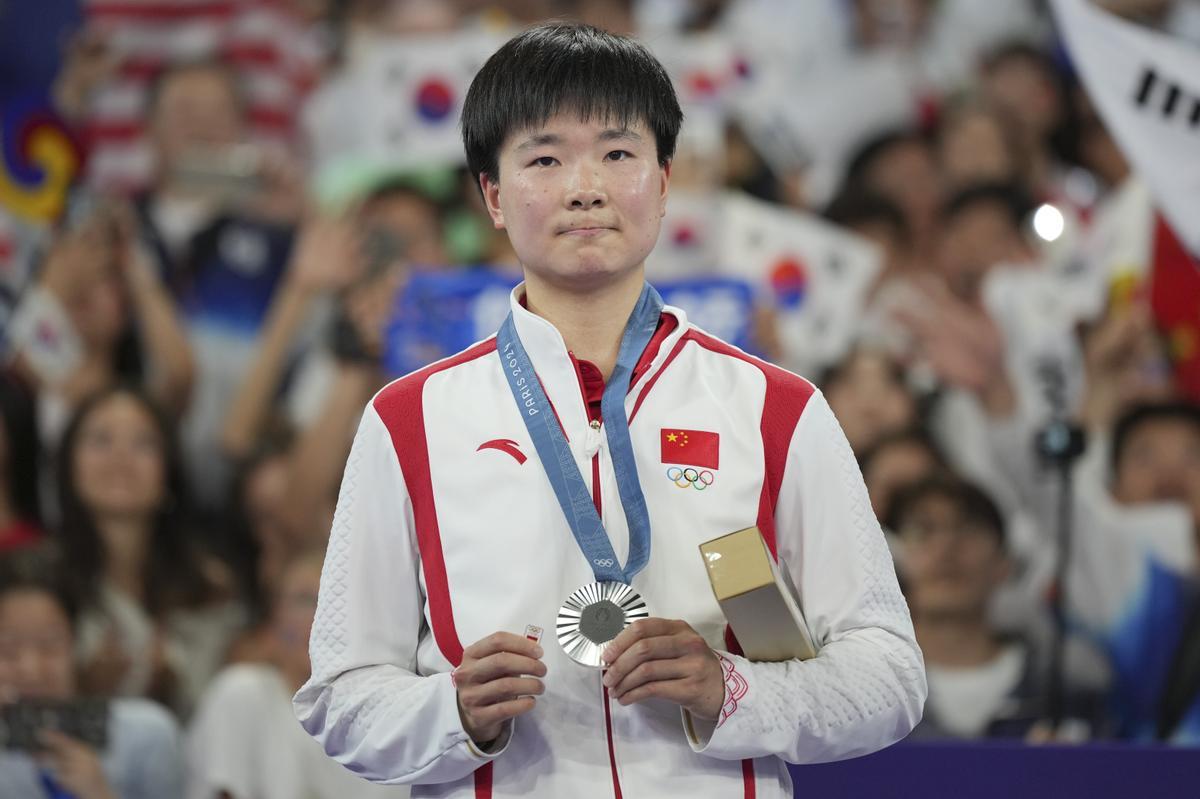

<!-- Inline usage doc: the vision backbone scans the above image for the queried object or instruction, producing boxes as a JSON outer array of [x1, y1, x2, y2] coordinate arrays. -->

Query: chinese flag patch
[[660, 428, 719, 469]]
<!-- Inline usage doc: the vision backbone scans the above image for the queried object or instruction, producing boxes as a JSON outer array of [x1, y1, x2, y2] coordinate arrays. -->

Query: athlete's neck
[[523, 269, 647, 381]]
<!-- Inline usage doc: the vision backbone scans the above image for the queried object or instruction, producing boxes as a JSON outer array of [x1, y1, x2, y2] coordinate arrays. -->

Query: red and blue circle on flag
[[769, 255, 809, 309], [414, 77, 455, 123]]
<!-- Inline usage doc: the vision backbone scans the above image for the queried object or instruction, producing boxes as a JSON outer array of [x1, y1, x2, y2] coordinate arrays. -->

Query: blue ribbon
[[497, 283, 663, 584]]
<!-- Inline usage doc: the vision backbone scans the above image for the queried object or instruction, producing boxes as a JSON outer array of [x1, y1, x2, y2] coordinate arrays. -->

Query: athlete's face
[[481, 113, 670, 292]]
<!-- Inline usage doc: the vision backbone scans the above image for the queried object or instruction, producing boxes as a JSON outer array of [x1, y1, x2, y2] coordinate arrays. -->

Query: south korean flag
[[359, 30, 508, 170], [1052, 0, 1200, 257], [647, 33, 754, 113], [645, 190, 722, 281], [717, 192, 882, 373]]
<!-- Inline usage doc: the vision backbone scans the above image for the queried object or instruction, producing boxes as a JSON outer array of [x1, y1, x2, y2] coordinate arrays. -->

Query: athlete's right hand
[[454, 632, 547, 745]]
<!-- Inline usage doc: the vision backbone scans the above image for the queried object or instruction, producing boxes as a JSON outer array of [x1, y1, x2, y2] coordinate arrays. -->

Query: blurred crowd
[[1, 0, 1200, 797]]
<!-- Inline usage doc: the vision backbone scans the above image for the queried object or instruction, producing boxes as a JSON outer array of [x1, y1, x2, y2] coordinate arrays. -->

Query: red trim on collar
[[568, 314, 679, 424]]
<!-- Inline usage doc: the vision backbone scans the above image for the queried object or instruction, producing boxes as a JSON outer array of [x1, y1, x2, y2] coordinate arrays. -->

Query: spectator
[[825, 189, 913, 286], [937, 101, 1026, 192], [1065, 401, 1200, 743], [52, 1, 324, 192], [937, 182, 1036, 303], [0, 551, 185, 799], [843, 129, 944, 266], [821, 347, 922, 455], [187, 549, 408, 799], [978, 42, 1066, 200], [5, 196, 195, 442], [1111, 402, 1200, 541], [860, 426, 948, 526], [56, 385, 244, 718], [891, 476, 1105, 740], [129, 59, 307, 507]]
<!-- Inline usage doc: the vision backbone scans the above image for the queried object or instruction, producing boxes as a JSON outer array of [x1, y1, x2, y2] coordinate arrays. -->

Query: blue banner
[[383, 269, 759, 377]]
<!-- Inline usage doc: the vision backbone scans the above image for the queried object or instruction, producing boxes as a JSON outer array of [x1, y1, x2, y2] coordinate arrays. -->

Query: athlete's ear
[[658, 160, 671, 219], [481, 172, 505, 230]]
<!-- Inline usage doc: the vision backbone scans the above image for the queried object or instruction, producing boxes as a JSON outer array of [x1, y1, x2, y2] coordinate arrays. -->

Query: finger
[[602, 634, 687, 688], [941, 301, 994, 347], [37, 729, 79, 755], [890, 304, 938, 340], [466, 696, 537, 729], [460, 676, 545, 709], [463, 632, 544, 661], [601, 618, 683, 666], [609, 657, 694, 699], [614, 677, 695, 708], [459, 652, 546, 684]]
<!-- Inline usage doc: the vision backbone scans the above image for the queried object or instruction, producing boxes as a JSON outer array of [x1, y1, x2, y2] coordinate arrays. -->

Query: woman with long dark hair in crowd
[[56, 384, 244, 718]]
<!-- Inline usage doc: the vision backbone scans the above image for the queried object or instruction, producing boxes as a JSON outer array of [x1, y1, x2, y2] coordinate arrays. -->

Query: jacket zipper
[[578, 366, 623, 799]]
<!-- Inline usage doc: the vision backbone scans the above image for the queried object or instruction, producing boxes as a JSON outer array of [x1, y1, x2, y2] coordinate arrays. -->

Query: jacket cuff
[[464, 721, 514, 759], [682, 652, 751, 755], [447, 671, 514, 762]]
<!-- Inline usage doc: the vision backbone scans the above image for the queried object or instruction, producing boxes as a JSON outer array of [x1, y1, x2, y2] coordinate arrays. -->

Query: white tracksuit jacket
[[295, 290, 926, 798]]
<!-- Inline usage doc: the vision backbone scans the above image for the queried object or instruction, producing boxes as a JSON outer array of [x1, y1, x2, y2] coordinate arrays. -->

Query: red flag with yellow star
[[1149, 214, 1200, 403], [660, 428, 720, 469]]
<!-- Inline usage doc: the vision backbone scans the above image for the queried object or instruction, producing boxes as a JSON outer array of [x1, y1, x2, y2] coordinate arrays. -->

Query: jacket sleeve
[[293, 405, 508, 785], [686, 389, 927, 763]]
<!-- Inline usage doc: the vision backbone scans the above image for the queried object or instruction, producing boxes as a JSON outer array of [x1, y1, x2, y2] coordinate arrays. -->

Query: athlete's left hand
[[600, 618, 725, 719]]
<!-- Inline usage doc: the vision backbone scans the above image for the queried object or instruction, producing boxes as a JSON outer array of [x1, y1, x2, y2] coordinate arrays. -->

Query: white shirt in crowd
[[187, 663, 409, 799], [925, 644, 1026, 738]]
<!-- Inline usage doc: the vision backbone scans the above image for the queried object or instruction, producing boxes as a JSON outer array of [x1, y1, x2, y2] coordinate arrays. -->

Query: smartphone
[[361, 225, 409, 282], [0, 698, 109, 751], [170, 144, 264, 203]]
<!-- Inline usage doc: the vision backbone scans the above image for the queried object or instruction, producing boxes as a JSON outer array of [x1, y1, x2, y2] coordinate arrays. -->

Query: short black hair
[[0, 548, 79, 631], [363, 175, 443, 215], [843, 128, 930, 189], [1111, 401, 1200, 475], [887, 475, 1007, 548], [981, 40, 1057, 81], [942, 181, 1033, 230], [819, 346, 909, 396], [824, 189, 911, 248], [859, 426, 947, 475], [461, 23, 683, 186]]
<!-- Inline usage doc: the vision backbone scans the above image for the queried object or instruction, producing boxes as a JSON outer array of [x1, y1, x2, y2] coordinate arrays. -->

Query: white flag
[[359, 31, 508, 170], [647, 33, 754, 114], [717, 192, 882, 372], [1052, 0, 1200, 256], [645, 191, 722, 281]]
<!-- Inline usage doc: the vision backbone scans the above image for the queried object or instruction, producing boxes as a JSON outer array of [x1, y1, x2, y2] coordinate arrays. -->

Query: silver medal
[[556, 581, 649, 668]]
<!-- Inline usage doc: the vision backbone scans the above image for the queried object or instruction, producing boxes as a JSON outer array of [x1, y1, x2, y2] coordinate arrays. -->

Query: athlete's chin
[[528, 256, 644, 293]]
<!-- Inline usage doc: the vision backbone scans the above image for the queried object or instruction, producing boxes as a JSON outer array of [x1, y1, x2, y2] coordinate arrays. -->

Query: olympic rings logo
[[667, 467, 715, 490], [593, 558, 615, 568]]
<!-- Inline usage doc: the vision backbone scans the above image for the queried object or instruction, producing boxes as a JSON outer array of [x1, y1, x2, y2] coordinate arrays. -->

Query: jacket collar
[[507, 283, 689, 441]]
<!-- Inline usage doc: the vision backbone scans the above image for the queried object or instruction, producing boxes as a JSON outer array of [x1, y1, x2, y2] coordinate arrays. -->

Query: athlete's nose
[[565, 165, 607, 209], [567, 190, 606, 209]]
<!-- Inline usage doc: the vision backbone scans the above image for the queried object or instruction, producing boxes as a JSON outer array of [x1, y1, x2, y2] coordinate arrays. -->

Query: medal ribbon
[[497, 282, 662, 584]]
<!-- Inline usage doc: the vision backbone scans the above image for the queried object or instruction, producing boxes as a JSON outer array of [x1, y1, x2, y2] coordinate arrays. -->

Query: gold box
[[699, 526, 818, 662]]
